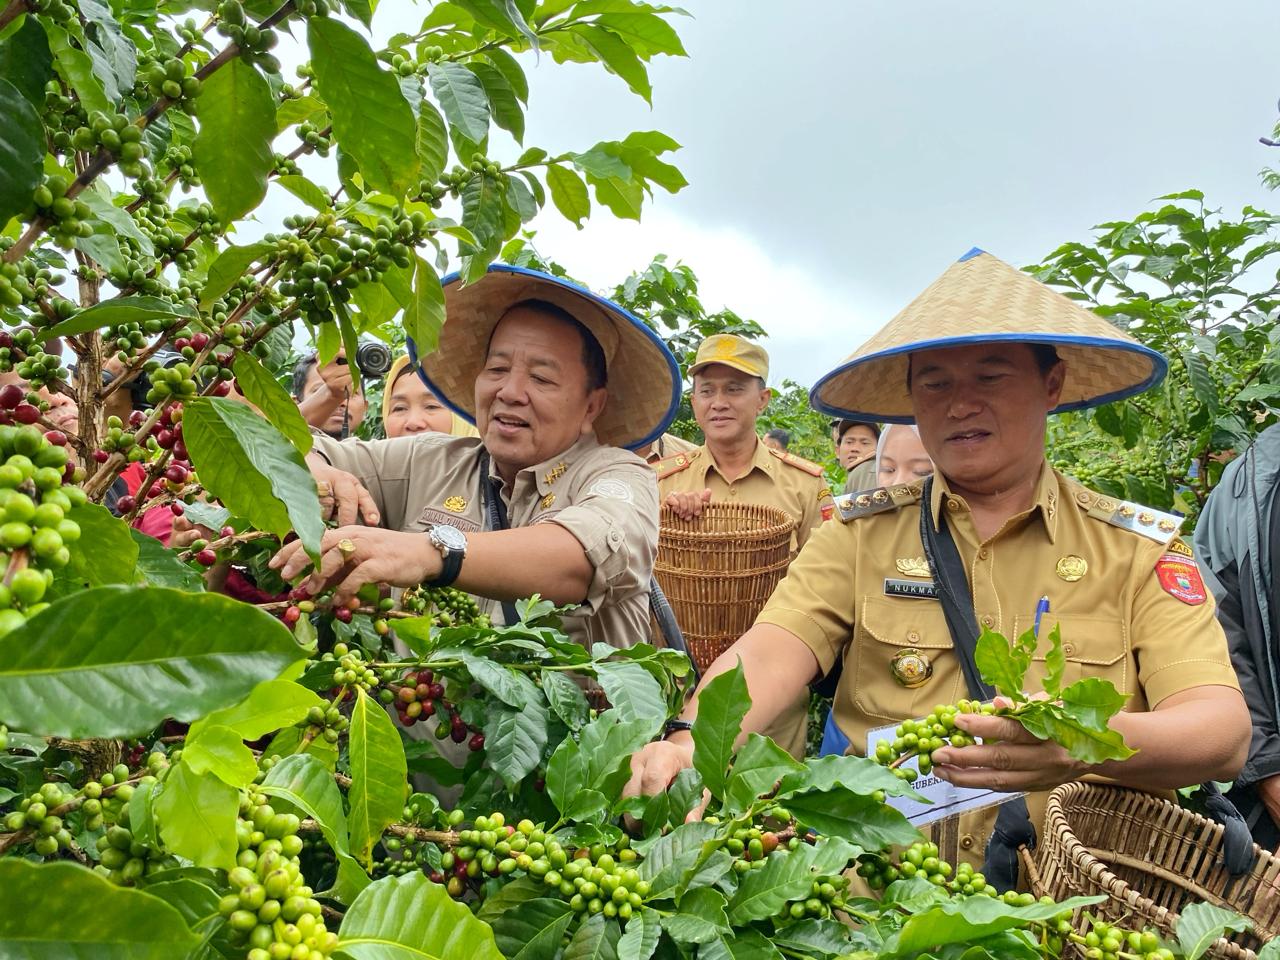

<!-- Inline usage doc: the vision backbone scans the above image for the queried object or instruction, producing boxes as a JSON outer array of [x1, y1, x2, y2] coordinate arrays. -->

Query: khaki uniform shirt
[[644, 433, 699, 464], [844, 458, 878, 495], [655, 439, 836, 758], [311, 432, 659, 650], [757, 463, 1240, 867]]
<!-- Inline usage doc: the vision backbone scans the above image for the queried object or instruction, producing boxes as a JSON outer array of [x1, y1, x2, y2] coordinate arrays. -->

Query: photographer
[[292, 346, 388, 439]]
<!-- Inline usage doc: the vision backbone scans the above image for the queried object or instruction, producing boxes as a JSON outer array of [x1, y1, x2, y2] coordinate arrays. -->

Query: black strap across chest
[[477, 450, 519, 627]]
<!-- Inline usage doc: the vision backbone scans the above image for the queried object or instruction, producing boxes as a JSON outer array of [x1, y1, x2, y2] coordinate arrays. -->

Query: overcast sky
[[455, 0, 1280, 387]]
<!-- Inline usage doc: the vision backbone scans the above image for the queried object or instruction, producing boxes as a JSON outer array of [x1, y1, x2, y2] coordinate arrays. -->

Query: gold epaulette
[[832, 483, 923, 523], [653, 451, 696, 481], [1073, 487, 1182, 544], [767, 446, 825, 477]]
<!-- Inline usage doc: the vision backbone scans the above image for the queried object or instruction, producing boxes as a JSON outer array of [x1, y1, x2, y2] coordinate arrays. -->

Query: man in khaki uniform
[[271, 265, 682, 651], [625, 249, 1249, 882], [655, 334, 833, 757], [638, 431, 698, 465]]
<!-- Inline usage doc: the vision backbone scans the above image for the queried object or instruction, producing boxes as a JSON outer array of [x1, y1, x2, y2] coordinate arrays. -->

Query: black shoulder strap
[[477, 450, 519, 628]]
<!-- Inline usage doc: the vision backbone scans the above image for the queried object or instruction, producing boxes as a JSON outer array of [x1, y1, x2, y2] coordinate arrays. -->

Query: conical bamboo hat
[[810, 248, 1167, 423]]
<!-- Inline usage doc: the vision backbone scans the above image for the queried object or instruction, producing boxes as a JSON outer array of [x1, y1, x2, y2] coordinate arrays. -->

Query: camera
[[99, 349, 185, 410], [336, 340, 393, 380]]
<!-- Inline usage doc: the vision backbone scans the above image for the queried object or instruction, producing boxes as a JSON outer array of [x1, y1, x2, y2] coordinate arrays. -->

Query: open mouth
[[945, 428, 990, 445], [492, 413, 530, 432]]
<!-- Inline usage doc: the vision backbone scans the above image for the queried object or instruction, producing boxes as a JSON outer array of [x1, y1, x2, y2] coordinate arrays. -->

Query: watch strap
[[426, 547, 463, 588]]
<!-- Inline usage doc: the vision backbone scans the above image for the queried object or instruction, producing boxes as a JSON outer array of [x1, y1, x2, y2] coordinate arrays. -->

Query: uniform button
[[1062, 642, 1075, 656], [960, 834, 974, 850], [609, 531, 622, 543], [947, 498, 961, 511], [981, 615, 994, 628], [729, 488, 738, 497], [978, 548, 989, 560], [907, 630, 921, 643], [1076, 491, 1091, 504]]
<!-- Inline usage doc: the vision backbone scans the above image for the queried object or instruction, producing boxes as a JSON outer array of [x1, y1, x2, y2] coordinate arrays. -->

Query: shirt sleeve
[[794, 475, 834, 551], [1130, 538, 1241, 708], [309, 434, 428, 531], [548, 459, 659, 615], [755, 517, 859, 674]]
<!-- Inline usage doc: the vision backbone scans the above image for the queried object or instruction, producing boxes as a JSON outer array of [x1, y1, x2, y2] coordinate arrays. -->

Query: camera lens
[[355, 341, 393, 379]]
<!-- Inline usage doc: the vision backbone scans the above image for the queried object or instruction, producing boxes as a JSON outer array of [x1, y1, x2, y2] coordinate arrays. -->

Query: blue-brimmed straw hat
[[810, 248, 1167, 423], [406, 264, 681, 450]]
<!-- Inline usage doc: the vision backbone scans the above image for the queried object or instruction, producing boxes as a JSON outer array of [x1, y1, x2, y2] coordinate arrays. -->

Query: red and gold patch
[[1155, 552, 1206, 605], [820, 503, 835, 521]]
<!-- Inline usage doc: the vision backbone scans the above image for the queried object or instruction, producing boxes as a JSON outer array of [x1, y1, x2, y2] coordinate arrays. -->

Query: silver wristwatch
[[425, 524, 468, 587]]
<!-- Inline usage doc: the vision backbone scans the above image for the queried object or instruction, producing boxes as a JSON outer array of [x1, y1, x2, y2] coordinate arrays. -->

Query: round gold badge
[[1056, 555, 1088, 582], [443, 495, 467, 513], [890, 648, 933, 688]]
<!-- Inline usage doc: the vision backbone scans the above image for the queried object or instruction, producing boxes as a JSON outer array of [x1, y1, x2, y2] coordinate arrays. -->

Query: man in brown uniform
[[655, 334, 833, 757], [625, 249, 1249, 883], [271, 265, 682, 651]]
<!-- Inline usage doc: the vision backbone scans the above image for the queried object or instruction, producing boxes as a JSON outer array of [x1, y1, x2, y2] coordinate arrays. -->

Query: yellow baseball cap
[[688, 334, 769, 381]]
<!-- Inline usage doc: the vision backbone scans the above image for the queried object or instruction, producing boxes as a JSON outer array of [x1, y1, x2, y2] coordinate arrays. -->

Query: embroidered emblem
[[443, 496, 467, 513], [1167, 539, 1194, 559], [884, 578, 938, 600], [820, 503, 834, 521], [1056, 555, 1088, 582], [895, 557, 932, 578], [1155, 553, 1206, 604], [586, 477, 633, 502], [541, 493, 556, 510], [817, 486, 831, 502], [544, 462, 567, 485], [891, 648, 933, 687]]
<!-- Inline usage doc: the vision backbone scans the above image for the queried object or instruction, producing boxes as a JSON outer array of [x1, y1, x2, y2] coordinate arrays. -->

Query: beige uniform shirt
[[843, 458, 878, 495], [643, 432, 700, 464], [655, 439, 835, 758], [757, 464, 1239, 866], [311, 432, 659, 650]]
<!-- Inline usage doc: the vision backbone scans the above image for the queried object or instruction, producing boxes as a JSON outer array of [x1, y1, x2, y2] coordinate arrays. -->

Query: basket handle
[[1018, 844, 1045, 897]]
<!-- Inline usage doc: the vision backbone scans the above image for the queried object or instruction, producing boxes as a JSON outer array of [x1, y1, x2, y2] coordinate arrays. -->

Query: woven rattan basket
[[654, 503, 796, 672], [1025, 782, 1279, 958]]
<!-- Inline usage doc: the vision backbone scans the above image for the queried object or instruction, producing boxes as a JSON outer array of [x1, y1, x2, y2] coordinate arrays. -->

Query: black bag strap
[[477, 450, 520, 628], [917, 477, 1035, 891]]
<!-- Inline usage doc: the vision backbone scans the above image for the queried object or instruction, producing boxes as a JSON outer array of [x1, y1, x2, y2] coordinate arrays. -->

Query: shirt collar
[[928, 461, 1060, 544], [526, 434, 599, 496], [701, 437, 774, 484]]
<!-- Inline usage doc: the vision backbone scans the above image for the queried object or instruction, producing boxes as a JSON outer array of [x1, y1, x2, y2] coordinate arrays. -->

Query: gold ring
[[316, 481, 332, 497], [337, 538, 356, 558]]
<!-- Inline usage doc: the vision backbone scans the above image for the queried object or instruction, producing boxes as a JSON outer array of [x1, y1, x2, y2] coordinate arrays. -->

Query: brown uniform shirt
[[311, 432, 659, 650], [757, 463, 1240, 865], [655, 439, 835, 758]]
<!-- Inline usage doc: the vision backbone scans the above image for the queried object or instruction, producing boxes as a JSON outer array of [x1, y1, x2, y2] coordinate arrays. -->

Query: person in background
[[654, 334, 833, 758], [763, 428, 790, 452], [875, 423, 933, 487], [626, 249, 1248, 886], [293, 351, 368, 439], [835, 418, 880, 493], [381, 355, 479, 440], [635, 431, 698, 464], [1195, 423, 1280, 848]]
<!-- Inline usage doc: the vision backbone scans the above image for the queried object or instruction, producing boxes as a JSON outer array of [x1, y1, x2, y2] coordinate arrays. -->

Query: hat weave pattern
[[810, 250, 1166, 423]]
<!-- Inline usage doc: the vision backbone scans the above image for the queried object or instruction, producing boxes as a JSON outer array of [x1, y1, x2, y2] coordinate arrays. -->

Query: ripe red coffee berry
[[282, 606, 301, 625], [173, 442, 189, 461], [469, 733, 485, 752], [148, 484, 162, 498], [0, 385, 23, 409], [14, 404, 39, 424], [220, 526, 234, 539], [155, 429, 175, 449], [190, 333, 210, 350], [164, 464, 187, 484], [334, 607, 353, 623], [116, 496, 136, 514], [213, 382, 231, 397], [128, 410, 146, 428], [44, 431, 66, 447], [92, 449, 110, 463], [195, 549, 217, 566], [170, 502, 185, 516]]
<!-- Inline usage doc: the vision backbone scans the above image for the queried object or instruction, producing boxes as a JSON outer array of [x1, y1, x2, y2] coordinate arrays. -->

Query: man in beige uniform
[[656, 335, 834, 757], [271, 265, 681, 651], [625, 249, 1249, 883]]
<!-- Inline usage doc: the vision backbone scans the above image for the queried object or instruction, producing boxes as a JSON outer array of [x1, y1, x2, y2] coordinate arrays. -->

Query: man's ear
[[582, 387, 608, 430], [1044, 361, 1066, 408], [758, 387, 771, 414]]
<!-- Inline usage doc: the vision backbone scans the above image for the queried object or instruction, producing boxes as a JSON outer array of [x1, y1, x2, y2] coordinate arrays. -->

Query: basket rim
[[658, 503, 797, 543]]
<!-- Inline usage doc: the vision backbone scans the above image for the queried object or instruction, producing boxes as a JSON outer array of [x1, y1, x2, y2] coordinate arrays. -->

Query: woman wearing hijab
[[381, 354, 479, 439]]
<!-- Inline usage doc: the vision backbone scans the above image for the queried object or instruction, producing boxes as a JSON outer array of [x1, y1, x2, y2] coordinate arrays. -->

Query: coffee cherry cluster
[[1073, 917, 1175, 960], [223, 796, 337, 960], [6, 782, 75, 856], [142, 57, 202, 113], [96, 819, 174, 883], [781, 872, 851, 921], [873, 701, 989, 781], [0, 264, 35, 310], [31, 175, 93, 248], [724, 824, 784, 871], [67, 111, 148, 176], [398, 584, 488, 628], [144, 359, 199, 405], [323, 643, 378, 693], [297, 702, 348, 744], [857, 841, 956, 891], [295, 121, 332, 158]]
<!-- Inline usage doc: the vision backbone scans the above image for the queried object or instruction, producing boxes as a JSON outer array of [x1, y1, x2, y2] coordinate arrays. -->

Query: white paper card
[[866, 720, 1024, 827]]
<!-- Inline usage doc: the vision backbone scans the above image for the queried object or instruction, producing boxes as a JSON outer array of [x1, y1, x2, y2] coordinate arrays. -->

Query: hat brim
[[406, 264, 680, 450], [810, 333, 1167, 423], [809, 249, 1168, 422]]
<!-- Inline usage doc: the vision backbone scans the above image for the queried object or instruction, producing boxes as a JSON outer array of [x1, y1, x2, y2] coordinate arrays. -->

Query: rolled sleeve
[[754, 518, 858, 675], [549, 462, 658, 615]]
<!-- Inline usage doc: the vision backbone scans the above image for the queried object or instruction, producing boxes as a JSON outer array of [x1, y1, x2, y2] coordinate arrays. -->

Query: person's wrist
[[417, 533, 444, 582], [663, 728, 694, 755]]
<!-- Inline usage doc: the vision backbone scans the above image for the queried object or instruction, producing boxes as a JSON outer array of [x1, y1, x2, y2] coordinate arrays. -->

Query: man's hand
[[269, 526, 441, 606], [929, 709, 1088, 793], [664, 488, 712, 521], [316, 351, 356, 399], [1258, 774, 1280, 830], [309, 461, 380, 527], [168, 514, 213, 551], [622, 737, 706, 824]]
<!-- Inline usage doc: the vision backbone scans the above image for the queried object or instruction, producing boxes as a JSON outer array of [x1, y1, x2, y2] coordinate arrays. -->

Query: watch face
[[432, 524, 468, 552]]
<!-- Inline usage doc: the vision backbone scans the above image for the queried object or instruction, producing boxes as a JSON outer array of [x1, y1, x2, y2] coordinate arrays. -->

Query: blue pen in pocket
[[1033, 595, 1050, 638]]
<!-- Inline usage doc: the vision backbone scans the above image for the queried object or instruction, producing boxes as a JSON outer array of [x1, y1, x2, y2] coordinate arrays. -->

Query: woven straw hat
[[810, 248, 1167, 423], [405, 264, 680, 450]]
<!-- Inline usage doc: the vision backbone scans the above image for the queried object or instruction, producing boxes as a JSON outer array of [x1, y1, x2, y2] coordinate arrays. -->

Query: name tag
[[883, 578, 937, 599]]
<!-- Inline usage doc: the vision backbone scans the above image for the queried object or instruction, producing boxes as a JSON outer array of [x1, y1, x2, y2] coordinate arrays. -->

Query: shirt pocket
[[1012, 613, 1130, 696], [852, 595, 964, 724]]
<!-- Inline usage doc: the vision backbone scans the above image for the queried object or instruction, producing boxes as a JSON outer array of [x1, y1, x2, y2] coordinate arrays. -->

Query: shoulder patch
[[1155, 551, 1207, 605], [768, 446, 825, 477], [832, 483, 923, 523], [654, 452, 695, 481], [1077, 491, 1183, 544]]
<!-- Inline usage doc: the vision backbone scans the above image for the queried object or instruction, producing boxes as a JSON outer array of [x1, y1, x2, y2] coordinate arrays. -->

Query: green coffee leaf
[[542, 668, 590, 730], [882, 893, 1106, 956], [0, 18, 55, 106], [63, 503, 138, 587], [1043, 623, 1066, 698], [617, 907, 661, 960], [336, 872, 504, 960], [260, 753, 369, 903], [1058, 675, 1130, 728], [484, 698, 549, 790], [727, 837, 859, 924], [595, 659, 667, 735], [348, 688, 409, 866], [130, 528, 205, 590], [0, 585, 301, 738], [579, 712, 655, 801], [190, 678, 322, 741], [182, 723, 258, 788], [44, 23, 110, 116], [975, 625, 1031, 701], [691, 660, 749, 800], [546, 163, 590, 227], [415, 98, 449, 186], [545, 737, 584, 817], [575, 24, 651, 103], [775, 752, 926, 803], [698, 930, 783, 960], [722, 733, 803, 815], [490, 897, 575, 960], [428, 60, 490, 145], [404, 254, 445, 353], [309, 17, 419, 196], [193, 58, 276, 223], [468, 61, 524, 142], [785, 786, 919, 850], [201, 241, 271, 309], [154, 759, 239, 870], [181, 397, 325, 561], [231, 351, 313, 455], [1016, 701, 1136, 764], [44, 295, 196, 339], [1176, 902, 1253, 960], [0, 77, 44, 228], [0, 859, 201, 957], [587, 172, 643, 221], [660, 887, 730, 944]]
